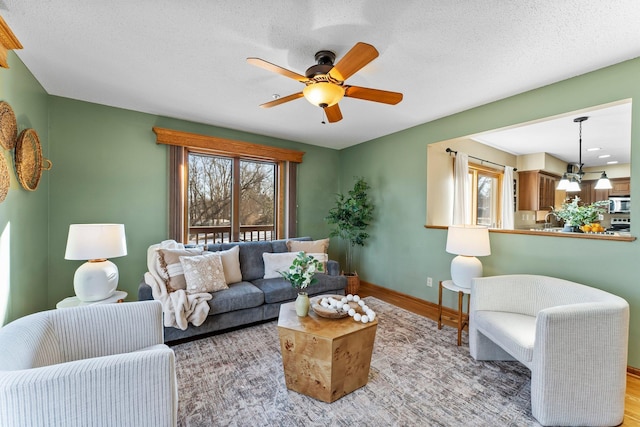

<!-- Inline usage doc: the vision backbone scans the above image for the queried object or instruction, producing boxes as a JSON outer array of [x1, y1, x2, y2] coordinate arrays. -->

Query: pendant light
[[556, 116, 613, 191]]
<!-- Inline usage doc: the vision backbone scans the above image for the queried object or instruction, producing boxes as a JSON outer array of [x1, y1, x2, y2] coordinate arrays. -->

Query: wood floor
[[358, 281, 640, 426]]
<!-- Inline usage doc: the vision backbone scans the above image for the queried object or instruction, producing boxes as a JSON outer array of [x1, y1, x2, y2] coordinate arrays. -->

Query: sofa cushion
[[207, 282, 264, 316], [216, 245, 242, 284], [474, 310, 536, 364], [180, 252, 228, 294], [262, 252, 299, 279], [287, 238, 329, 253], [234, 241, 274, 281], [252, 274, 346, 304], [157, 248, 203, 292]]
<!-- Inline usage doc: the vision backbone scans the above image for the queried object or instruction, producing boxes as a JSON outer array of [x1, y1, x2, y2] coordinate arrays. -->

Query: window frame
[[468, 162, 503, 227], [154, 127, 304, 243]]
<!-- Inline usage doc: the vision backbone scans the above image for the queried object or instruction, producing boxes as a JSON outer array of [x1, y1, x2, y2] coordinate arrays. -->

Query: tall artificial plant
[[325, 177, 374, 275]]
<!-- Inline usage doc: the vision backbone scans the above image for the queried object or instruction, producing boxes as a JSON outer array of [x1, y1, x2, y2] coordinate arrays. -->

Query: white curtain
[[501, 166, 515, 229], [452, 153, 471, 224]]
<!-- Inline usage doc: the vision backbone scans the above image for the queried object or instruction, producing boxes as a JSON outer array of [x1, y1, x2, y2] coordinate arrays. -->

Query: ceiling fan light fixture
[[302, 82, 345, 108]]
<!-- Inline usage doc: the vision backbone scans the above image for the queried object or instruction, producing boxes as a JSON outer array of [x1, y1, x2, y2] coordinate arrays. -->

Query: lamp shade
[[594, 172, 613, 190], [302, 82, 345, 107], [566, 178, 581, 192], [446, 225, 491, 257], [65, 224, 127, 260]]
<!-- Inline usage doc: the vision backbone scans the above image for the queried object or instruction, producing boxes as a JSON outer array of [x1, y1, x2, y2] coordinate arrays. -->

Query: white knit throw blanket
[[145, 240, 212, 330]]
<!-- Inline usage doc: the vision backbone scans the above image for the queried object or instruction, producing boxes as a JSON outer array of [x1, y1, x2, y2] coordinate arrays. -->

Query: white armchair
[[0, 300, 177, 427], [470, 274, 629, 426]]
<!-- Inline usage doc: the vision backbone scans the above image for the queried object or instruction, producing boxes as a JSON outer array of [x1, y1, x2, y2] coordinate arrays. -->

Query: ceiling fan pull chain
[[321, 109, 326, 125]]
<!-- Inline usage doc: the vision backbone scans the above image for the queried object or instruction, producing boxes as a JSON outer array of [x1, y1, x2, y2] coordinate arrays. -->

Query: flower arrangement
[[280, 251, 324, 290], [552, 196, 609, 227]]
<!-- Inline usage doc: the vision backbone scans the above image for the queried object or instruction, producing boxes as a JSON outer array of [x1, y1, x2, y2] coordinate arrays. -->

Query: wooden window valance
[[153, 127, 305, 163], [0, 15, 23, 68]]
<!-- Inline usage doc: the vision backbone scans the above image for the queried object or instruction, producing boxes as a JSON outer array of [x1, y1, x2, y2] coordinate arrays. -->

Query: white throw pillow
[[306, 252, 328, 273], [180, 252, 228, 294], [215, 245, 242, 284], [263, 252, 299, 279]]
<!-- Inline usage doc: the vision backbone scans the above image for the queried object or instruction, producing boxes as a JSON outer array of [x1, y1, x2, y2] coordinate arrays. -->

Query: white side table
[[437, 280, 471, 346], [56, 291, 128, 309]]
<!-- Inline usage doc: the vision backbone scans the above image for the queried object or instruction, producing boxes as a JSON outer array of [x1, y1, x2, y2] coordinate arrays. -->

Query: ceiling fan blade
[[344, 86, 403, 105], [259, 92, 304, 108], [324, 104, 343, 123], [246, 57, 309, 82], [329, 42, 379, 82]]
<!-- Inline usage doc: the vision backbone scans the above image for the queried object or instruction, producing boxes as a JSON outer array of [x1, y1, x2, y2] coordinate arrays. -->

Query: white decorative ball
[[346, 294, 354, 301], [348, 308, 356, 317], [341, 297, 348, 304], [321, 298, 328, 305], [358, 300, 365, 307], [353, 295, 361, 302], [361, 315, 369, 323], [362, 305, 369, 312], [321, 301, 329, 308], [342, 305, 350, 312], [369, 312, 376, 321], [353, 313, 362, 322], [336, 301, 344, 309]]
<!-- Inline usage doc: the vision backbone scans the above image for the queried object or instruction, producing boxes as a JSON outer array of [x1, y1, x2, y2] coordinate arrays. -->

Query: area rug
[[172, 297, 540, 426]]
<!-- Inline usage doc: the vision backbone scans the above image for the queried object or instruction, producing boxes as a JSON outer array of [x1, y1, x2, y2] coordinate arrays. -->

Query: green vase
[[295, 292, 310, 317]]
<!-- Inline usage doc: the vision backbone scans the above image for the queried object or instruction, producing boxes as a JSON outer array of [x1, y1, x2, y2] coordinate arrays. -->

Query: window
[[153, 127, 304, 244], [187, 153, 276, 243], [468, 164, 502, 227]]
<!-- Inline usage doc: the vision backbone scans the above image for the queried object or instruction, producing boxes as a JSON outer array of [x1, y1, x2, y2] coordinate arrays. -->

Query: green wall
[[0, 52, 49, 323], [341, 57, 640, 368]]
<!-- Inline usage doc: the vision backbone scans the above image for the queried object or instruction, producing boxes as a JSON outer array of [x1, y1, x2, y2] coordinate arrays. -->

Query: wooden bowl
[[310, 294, 358, 319]]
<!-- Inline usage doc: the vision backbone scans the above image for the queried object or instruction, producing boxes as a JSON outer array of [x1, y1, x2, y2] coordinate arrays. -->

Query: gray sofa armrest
[[326, 260, 340, 276], [138, 280, 153, 301]]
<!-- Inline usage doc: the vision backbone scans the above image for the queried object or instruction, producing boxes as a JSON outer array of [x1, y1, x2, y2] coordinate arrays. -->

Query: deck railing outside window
[[188, 225, 275, 245]]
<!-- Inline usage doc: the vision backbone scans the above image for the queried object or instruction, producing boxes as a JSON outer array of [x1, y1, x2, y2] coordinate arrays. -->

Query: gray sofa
[[138, 237, 347, 342]]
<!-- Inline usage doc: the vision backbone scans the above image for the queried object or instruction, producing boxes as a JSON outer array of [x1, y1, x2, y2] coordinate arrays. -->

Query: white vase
[[295, 292, 310, 317]]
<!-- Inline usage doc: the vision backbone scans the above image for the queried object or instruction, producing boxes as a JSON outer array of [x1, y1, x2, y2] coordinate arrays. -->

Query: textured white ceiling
[[3, 0, 640, 150]]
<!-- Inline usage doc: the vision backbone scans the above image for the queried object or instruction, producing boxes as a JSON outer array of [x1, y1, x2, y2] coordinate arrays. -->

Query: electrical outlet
[[426, 277, 433, 287]]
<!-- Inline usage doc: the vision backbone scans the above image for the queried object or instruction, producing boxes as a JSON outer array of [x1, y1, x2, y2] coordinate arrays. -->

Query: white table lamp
[[65, 224, 127, 302], [446, 225, 491, 288]]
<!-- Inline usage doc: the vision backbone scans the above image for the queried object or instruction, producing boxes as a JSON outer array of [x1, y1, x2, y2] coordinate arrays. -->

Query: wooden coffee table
[[277, 300, 378, 402]]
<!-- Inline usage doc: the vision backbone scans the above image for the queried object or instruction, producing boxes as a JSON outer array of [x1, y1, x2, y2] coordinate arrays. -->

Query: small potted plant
[[325, 177, 374, 294], [552, 197, 609, 232], [280, 252, 324, 316]]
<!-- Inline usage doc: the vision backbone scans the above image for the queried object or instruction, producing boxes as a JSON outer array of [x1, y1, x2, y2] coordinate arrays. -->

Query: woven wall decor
[[15, 128, 51, 191], [0, 150, 9, 202], [0, 101, 17, 150]]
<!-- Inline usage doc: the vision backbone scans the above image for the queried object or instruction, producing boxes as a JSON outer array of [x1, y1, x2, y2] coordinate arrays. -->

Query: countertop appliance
[[609, 197, 630, 214], [608, 217, 631, 233]]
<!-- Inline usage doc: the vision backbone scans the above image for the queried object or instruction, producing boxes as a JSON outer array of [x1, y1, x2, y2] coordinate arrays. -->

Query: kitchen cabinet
[[570, 180, 610, 205], [518, 171, 559, 211], [609, 178, 630, 196]]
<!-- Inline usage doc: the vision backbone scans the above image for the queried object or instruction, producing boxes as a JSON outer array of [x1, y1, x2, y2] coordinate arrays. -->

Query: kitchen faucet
[[544, 212, 555, 229]]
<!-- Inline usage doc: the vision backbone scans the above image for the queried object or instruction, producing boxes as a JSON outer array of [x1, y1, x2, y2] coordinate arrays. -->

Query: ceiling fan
[[247, 42, 403, 123]]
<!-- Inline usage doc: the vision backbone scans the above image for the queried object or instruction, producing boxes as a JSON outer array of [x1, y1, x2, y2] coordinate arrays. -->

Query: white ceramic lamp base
[[73, 259, 119, 302], [450, 255, 483, 289]]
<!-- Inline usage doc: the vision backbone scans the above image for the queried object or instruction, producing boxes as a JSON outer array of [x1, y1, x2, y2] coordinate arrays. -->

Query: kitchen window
[[469, 164, 502, 227]]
